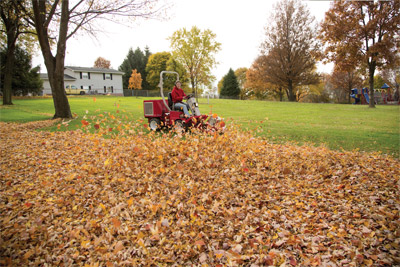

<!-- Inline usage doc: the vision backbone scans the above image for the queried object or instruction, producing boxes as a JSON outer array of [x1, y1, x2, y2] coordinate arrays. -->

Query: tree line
[[1, 0, 399, 118], [219, 0, 399, 106]]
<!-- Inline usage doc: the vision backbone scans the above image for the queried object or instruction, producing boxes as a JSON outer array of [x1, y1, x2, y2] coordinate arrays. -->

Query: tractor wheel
[[173, 119, 186, 133], [149, 118, 161, 131]]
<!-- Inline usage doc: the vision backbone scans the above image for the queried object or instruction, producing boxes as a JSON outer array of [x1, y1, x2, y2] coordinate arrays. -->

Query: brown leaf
[[113, 241, 124, 254]]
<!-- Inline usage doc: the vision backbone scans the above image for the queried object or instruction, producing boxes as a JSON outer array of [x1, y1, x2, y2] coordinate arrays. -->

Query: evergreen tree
[[0, 46, 43, 96], [143, 46, 151, 90], [118, 47, 151, 90], [220, 68, 240, 98]]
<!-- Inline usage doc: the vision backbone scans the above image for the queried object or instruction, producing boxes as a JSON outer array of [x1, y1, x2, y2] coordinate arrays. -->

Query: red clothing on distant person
[[171, 86, 187, 103]]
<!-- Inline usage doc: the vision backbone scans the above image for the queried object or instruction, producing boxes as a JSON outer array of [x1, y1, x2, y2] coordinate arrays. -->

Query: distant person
[[171, 81, 191, 117]]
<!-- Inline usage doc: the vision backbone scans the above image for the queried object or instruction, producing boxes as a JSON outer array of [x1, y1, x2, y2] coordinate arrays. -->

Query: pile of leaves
[[0, 118, 399, 266]]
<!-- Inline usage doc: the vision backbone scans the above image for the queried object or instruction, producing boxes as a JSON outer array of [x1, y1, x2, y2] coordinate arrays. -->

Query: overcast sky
[[33, 0, 333, 86]]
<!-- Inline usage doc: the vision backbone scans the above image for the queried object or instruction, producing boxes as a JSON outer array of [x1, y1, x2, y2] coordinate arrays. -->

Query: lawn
[[0, 96, 399, 157], [1, 96, 399, 265]]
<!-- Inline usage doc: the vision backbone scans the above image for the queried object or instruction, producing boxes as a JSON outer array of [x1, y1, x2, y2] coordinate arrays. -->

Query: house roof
[[40, 73, 76, 81], [65, 66, 124, 75]]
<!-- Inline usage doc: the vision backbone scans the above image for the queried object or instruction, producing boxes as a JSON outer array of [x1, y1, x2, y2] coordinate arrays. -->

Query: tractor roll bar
[[158, 71, 180, 112]]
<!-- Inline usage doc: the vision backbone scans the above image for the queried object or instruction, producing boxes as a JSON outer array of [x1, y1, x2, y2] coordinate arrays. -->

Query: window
[[105, 73, 112, 80], [81, 72, 90, 79]]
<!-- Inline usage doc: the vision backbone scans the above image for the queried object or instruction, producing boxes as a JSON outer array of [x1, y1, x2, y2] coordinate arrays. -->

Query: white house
[[40, 66, 124, 95]]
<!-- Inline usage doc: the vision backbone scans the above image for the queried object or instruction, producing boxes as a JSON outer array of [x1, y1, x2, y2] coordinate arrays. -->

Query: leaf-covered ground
[[0, 119, 399, 266]]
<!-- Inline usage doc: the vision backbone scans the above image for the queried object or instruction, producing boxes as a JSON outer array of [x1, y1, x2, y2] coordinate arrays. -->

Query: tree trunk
[[3, 43, 15, 105], [48, 68, 72, 118], [394, 84, 399, 102], [2, 12, 18, 105], [32, 0, 72, 118], [191, 79, 196, 95], [288, 80, 296, 101], [368, 62, 376, 108]]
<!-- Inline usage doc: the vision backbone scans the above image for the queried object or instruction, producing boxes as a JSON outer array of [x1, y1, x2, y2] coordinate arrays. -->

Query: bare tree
[[30, 0, 167, 118], [260, 0, 320, 102]]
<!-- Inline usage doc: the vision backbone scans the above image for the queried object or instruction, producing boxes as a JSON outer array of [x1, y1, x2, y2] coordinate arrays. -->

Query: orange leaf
[[112, 218, 121, 229], [195, 239, 206, 247]]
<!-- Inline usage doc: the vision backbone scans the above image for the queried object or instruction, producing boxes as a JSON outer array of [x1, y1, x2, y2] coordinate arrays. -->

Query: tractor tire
[[149, 118, 161, 131], [80, 91, 85, 95], [173, 119, 186, 133]]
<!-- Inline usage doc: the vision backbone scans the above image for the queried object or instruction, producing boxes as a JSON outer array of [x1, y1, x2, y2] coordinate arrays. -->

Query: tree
[[320, 1, 400, 108], [169, 26, 221, 98], [30, 0, 165, 119], [246, 55, 286, 101], [328, 67, 363, 103], [245, 56, 268, 100], [0, 0, 35, 105], [301, 81, 330, 103], [235, 68, 248, 100], [220, 68, 240, 98], [260, 0, 320, 102], [119, 47, 151, 90], [381, 65, 400, 101], [0, 45, 43, 96], [128, 69, 142, 96], [372, 74, 385, 90], [145, 52, 188, 91], [94, 57, 111, 69]]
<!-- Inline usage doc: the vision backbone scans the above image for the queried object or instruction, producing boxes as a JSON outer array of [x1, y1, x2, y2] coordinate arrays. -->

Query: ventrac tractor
[[143, 71, 222, 132]]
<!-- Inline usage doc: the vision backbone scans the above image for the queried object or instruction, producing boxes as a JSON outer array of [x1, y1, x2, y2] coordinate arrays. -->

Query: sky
[[32, 0, 333, 87]]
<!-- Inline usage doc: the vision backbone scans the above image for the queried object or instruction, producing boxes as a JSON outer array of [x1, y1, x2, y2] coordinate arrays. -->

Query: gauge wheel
[[149, 118, 161, 131]]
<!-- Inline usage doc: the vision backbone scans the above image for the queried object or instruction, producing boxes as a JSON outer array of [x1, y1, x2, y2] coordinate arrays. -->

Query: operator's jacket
[[171, 86, 187, 103]]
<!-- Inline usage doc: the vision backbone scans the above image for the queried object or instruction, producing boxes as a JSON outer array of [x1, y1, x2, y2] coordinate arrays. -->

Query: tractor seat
[[168, 92, 182, 111]]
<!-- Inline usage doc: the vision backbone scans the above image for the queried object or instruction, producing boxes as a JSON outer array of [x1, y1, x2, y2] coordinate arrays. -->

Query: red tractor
[[143, 71, 220, 131]]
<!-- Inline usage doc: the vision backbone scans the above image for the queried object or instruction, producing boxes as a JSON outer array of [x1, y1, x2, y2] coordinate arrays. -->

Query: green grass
[[1, 96, 399, 157], [212, 100, 399, 156]]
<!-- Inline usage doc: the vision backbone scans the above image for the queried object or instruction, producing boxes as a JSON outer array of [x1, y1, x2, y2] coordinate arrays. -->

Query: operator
[[171, 81, 191, 117]]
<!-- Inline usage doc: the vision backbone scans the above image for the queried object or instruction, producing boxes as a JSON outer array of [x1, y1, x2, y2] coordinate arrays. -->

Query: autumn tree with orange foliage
[[94, 57, 111, 69], [128, 69, 142, 96], [246, 55, 286, 101], [320, 1, 400, 108]]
